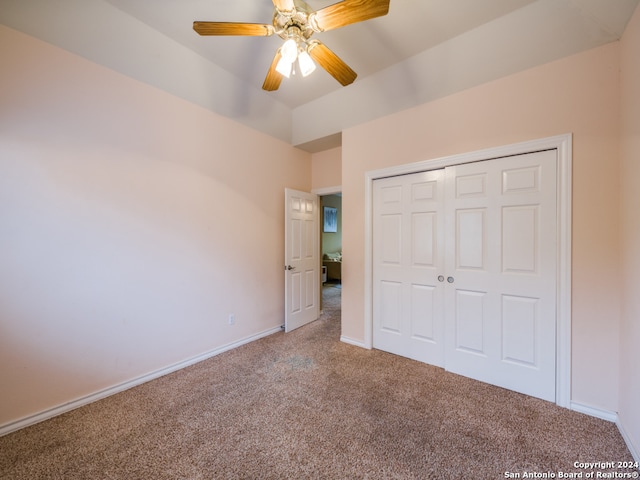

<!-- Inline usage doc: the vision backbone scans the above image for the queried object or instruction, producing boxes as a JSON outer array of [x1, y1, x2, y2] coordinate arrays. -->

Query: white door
[[444, 150, 557, 401], [285, 188, 320, 332], [373, 170, 446, 366], [372, 150, 557, 401]]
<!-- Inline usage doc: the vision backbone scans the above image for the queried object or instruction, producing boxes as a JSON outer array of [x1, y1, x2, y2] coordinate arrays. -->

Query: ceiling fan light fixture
[[298, 50, 316, 77], [275, 55, 293, 78], [280, 37, 298, 63]]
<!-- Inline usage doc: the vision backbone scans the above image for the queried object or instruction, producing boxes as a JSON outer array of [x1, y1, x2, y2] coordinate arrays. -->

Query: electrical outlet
[[228, 314, 235, 325]]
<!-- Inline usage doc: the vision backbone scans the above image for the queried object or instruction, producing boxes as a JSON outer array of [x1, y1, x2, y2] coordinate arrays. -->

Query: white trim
[[0, 326, 282, 437], [571, 402, 640, 463], [555, 135, 573, 409], [364, 134, 572, 408], [312, 185, 342, 196], [571, 402, 618, 423], [340, 335, 369, 349], [617, 418, 640, 464]]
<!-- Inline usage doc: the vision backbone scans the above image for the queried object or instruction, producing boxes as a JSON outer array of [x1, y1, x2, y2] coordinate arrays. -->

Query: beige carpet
[[0, 285, 634, 479]]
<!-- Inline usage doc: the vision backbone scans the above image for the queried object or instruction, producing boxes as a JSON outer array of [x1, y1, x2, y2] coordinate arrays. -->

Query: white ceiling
[[1, 0, 638, 151]]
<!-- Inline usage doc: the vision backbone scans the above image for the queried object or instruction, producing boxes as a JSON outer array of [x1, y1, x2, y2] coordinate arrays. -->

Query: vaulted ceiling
[[2, 0, 638, 151]]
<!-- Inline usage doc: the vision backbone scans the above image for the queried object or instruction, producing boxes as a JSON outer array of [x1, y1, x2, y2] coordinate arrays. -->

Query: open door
[[284, 188, 320, 332]]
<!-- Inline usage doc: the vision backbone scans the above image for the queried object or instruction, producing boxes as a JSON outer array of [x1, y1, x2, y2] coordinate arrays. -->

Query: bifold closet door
[[372, 170, 446, 366], [372, 150, 558, 402], [444, 150, 557, 402]]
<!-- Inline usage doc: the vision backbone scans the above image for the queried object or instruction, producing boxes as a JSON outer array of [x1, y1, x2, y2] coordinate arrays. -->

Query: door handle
[[285, 265, 296, 271], [438, 275, 445, 282], [447, 276, 454, 283]]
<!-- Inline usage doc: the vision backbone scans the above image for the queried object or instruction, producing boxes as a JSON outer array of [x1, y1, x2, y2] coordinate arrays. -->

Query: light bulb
[[298, 50, 316, 77], [280, 38, 298, 63], [275, 56, 292, 78]]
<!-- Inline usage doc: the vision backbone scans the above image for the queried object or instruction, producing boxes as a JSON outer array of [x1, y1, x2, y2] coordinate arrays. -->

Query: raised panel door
[[373, 170, 445, 366], [444, 150, 557, 401], [285, 188, 319, 332]]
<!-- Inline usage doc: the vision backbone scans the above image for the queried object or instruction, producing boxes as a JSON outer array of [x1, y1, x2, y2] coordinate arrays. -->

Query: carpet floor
[[0, 285, 634, 479]]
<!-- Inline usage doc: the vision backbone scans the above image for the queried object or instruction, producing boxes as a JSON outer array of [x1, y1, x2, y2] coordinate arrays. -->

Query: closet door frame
[[363, 134, 572, 408]]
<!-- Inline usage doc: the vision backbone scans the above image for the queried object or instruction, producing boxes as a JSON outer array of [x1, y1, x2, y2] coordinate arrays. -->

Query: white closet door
[[372, 150, 558, 402], [444, 150, 557, 401], [373, 170, 445, 366]]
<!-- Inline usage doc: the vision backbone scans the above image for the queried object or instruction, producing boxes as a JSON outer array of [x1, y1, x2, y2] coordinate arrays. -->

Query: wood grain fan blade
[[312, 0, 390, 32], [272, 0, 295, 14], [263, 50, 284, 91], [308, 40, 357, 86], [193, 22, 274, 36]]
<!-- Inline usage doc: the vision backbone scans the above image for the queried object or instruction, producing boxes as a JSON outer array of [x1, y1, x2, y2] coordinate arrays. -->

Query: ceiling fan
[[193, 0, 391, 91]]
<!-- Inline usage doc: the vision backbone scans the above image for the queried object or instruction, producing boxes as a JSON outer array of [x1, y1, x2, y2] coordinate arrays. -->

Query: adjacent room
[[1, 0, 639, 477], [322, 193, 342, 285]]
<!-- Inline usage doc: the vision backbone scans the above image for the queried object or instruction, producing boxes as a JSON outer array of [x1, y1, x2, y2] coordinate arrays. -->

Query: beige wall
[[0, 26, 311, 428], [311, 146, 342, 191], [341, 43, 622, 412], [619, 4, 640, 459]]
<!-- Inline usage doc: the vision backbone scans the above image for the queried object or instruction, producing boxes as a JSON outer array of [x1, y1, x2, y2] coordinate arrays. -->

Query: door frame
[[363, 134, 572, 408]]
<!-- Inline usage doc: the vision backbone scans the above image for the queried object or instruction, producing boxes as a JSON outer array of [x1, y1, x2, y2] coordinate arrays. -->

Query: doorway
[[319, 192, 342, 310]]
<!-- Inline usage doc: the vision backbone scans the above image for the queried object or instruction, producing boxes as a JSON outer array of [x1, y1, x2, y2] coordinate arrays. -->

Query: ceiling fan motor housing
[[273, 0, 317, 41]]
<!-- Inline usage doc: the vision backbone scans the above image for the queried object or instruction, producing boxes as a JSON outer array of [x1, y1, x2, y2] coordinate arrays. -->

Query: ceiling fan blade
[[193, 22, 274, 36], [311, 0, 390, 32], [263, 50, 284, 91], [272, 0, 295, 14], [308, 40, 357, 86]]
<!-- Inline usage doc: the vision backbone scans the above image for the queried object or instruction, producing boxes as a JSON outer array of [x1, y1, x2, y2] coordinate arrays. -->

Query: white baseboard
[[0, 326, 282, 437], [340, 335, 369, 349], [570, 401, 618, 423], [616, 417, 640, 464], [570, 401, 640, 463]]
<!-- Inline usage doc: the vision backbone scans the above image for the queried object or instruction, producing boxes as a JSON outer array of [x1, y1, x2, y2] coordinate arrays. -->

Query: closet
[[372, 150, 557, 401]]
